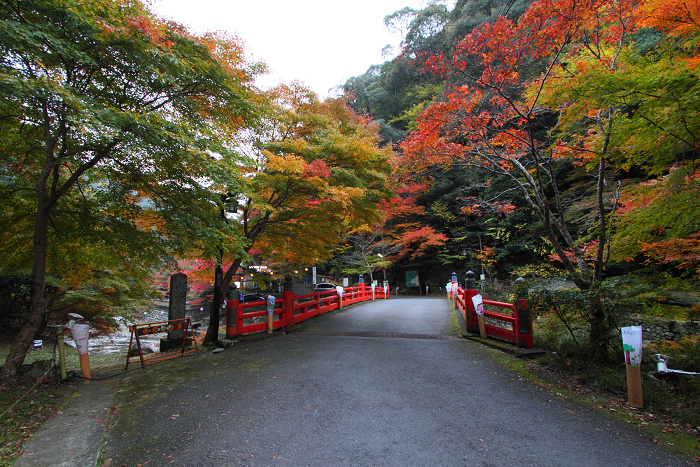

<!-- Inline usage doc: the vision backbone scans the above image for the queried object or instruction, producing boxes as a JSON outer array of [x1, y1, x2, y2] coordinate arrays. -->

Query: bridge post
[[450, 272, 457, 301], [283, 274, 295, 329], [225, 299, 241, 338], [514, 277, 533, 348], [464, 271, 479, 333]]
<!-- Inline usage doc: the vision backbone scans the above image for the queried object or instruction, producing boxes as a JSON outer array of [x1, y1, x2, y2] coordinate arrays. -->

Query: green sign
[[406, 271, 420, 287]]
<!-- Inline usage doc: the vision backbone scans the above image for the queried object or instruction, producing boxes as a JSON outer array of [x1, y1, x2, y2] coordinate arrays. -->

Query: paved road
[[102, 297, 685, 466]]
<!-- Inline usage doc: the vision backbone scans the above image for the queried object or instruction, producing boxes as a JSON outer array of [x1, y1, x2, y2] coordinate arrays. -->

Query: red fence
[[226, 284, 389, 338], [450, 273, 532, 349]]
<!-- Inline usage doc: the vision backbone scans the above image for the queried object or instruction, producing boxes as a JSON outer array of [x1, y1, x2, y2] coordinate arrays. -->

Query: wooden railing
[[226, 283, 389, 338], [449, 271, 532, 348]]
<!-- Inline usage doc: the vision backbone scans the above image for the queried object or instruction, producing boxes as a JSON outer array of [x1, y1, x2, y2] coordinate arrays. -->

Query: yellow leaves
[[266, 153, 305, 175]]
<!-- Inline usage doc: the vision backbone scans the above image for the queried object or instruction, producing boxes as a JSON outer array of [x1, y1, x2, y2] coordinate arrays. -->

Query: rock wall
[[623, 316, 700, 343]]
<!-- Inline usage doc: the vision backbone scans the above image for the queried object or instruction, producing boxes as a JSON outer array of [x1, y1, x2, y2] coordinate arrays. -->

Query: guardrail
[[226, 283, 389, 338], [449, 271, 532, 349]]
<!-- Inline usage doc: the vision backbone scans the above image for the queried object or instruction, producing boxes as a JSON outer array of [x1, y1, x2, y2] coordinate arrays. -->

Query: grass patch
[[0, 376, 81, 464], [484, 346, 700, 462], [0, 338, 127, 466]]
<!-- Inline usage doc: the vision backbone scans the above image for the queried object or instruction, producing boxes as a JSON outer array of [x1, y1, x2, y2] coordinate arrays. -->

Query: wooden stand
[[626, 365, 643, 408], [267, 314, 273, 333]]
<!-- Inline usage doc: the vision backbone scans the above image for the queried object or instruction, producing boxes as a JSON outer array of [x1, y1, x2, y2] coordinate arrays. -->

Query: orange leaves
[[461, 204, 482, 216], [301, 159, 331, 180], [638, 0, 700, 37], [456, 197, 515, 218], [389, 226, 448, 262], [641, 231, 700, 273]]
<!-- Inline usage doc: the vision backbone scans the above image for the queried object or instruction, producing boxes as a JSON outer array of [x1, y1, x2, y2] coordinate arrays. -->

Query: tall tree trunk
[[204, 256, 243, 345], [1, 204, 51, 381], [588, 292, 611, 363], [203, 262, 223, 346]]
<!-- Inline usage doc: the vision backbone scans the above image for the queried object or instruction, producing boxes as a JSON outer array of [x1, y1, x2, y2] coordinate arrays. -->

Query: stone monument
[[161, 272, 187, 351]]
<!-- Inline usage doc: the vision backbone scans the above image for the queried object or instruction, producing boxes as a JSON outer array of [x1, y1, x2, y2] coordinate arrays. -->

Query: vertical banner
[[71, 324, 90, 355], [266, 295, 276, 315], [70, 323, 91, 379], [471, 294, 484, 316], [266, 295, 276, 334], [312, 266, 316, 285], [336, 286, 344, 309], [621, 326, 643, 366]]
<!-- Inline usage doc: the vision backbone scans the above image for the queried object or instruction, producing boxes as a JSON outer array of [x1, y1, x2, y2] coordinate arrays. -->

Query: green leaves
[[0, 0, 263, 375]]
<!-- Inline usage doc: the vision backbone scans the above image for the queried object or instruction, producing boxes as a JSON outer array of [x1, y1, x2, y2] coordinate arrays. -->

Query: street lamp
[[377, 253, 387, 287], [206, 192, 238, 344]]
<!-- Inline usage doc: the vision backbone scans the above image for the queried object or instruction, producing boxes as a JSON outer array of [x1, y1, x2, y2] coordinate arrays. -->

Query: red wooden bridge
[[226, 283, 389, 338], [225, 271, 532, 349]]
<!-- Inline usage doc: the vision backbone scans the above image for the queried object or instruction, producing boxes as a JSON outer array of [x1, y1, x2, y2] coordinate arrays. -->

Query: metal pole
[[57, 327, 67, 380]]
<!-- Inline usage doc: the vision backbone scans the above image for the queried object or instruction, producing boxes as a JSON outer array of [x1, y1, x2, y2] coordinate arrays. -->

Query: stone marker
[[161, 272, 187, 351]]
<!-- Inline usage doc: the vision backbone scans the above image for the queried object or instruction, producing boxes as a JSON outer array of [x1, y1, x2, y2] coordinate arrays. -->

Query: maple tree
[[195, 83, 393, 343], [393, 0, 700, 358], [0, 0, 260, 379], [611, 168, 700, 275], [403, 0, 637, 288], [338, 182, 448, 283], [398, 0, 655, 359]]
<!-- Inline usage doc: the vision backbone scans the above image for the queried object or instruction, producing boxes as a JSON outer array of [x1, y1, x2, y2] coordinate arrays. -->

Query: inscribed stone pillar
[[168, 272, 187, 340]]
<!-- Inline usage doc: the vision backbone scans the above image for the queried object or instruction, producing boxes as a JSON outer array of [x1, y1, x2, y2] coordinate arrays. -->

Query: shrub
[[0, 273, 32, 334]]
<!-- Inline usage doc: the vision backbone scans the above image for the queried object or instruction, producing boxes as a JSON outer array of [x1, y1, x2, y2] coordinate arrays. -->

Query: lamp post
[[378, 253, 388, 288], [206, 193, 237, 345]]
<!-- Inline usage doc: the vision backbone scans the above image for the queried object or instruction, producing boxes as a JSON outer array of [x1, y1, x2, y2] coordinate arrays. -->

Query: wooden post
[[626, 365, 643, 408], [267, 313, 273, 333], [622, 326, 644, 408], [478, 315, 487, 338], [79, 353, 92, 379]]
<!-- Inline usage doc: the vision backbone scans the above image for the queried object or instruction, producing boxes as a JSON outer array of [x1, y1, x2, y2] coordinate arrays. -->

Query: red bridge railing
[[226, 283, 389, 338], [450, 271, 532, 349]]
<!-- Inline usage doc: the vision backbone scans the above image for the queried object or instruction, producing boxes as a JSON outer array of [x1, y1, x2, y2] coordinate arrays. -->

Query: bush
[[0, 274, 32, 333]]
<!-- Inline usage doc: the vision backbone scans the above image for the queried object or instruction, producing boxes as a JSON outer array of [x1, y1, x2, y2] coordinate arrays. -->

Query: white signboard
[[471, 294, 484, 316], [621, 326, 643, 367]]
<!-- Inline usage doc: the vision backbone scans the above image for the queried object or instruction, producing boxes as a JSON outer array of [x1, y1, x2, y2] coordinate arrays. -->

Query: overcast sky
[[150, 0, 453, 98]]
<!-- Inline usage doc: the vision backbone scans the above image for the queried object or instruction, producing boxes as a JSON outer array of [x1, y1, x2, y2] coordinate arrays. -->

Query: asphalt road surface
[[103, 297, 686, 466]]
